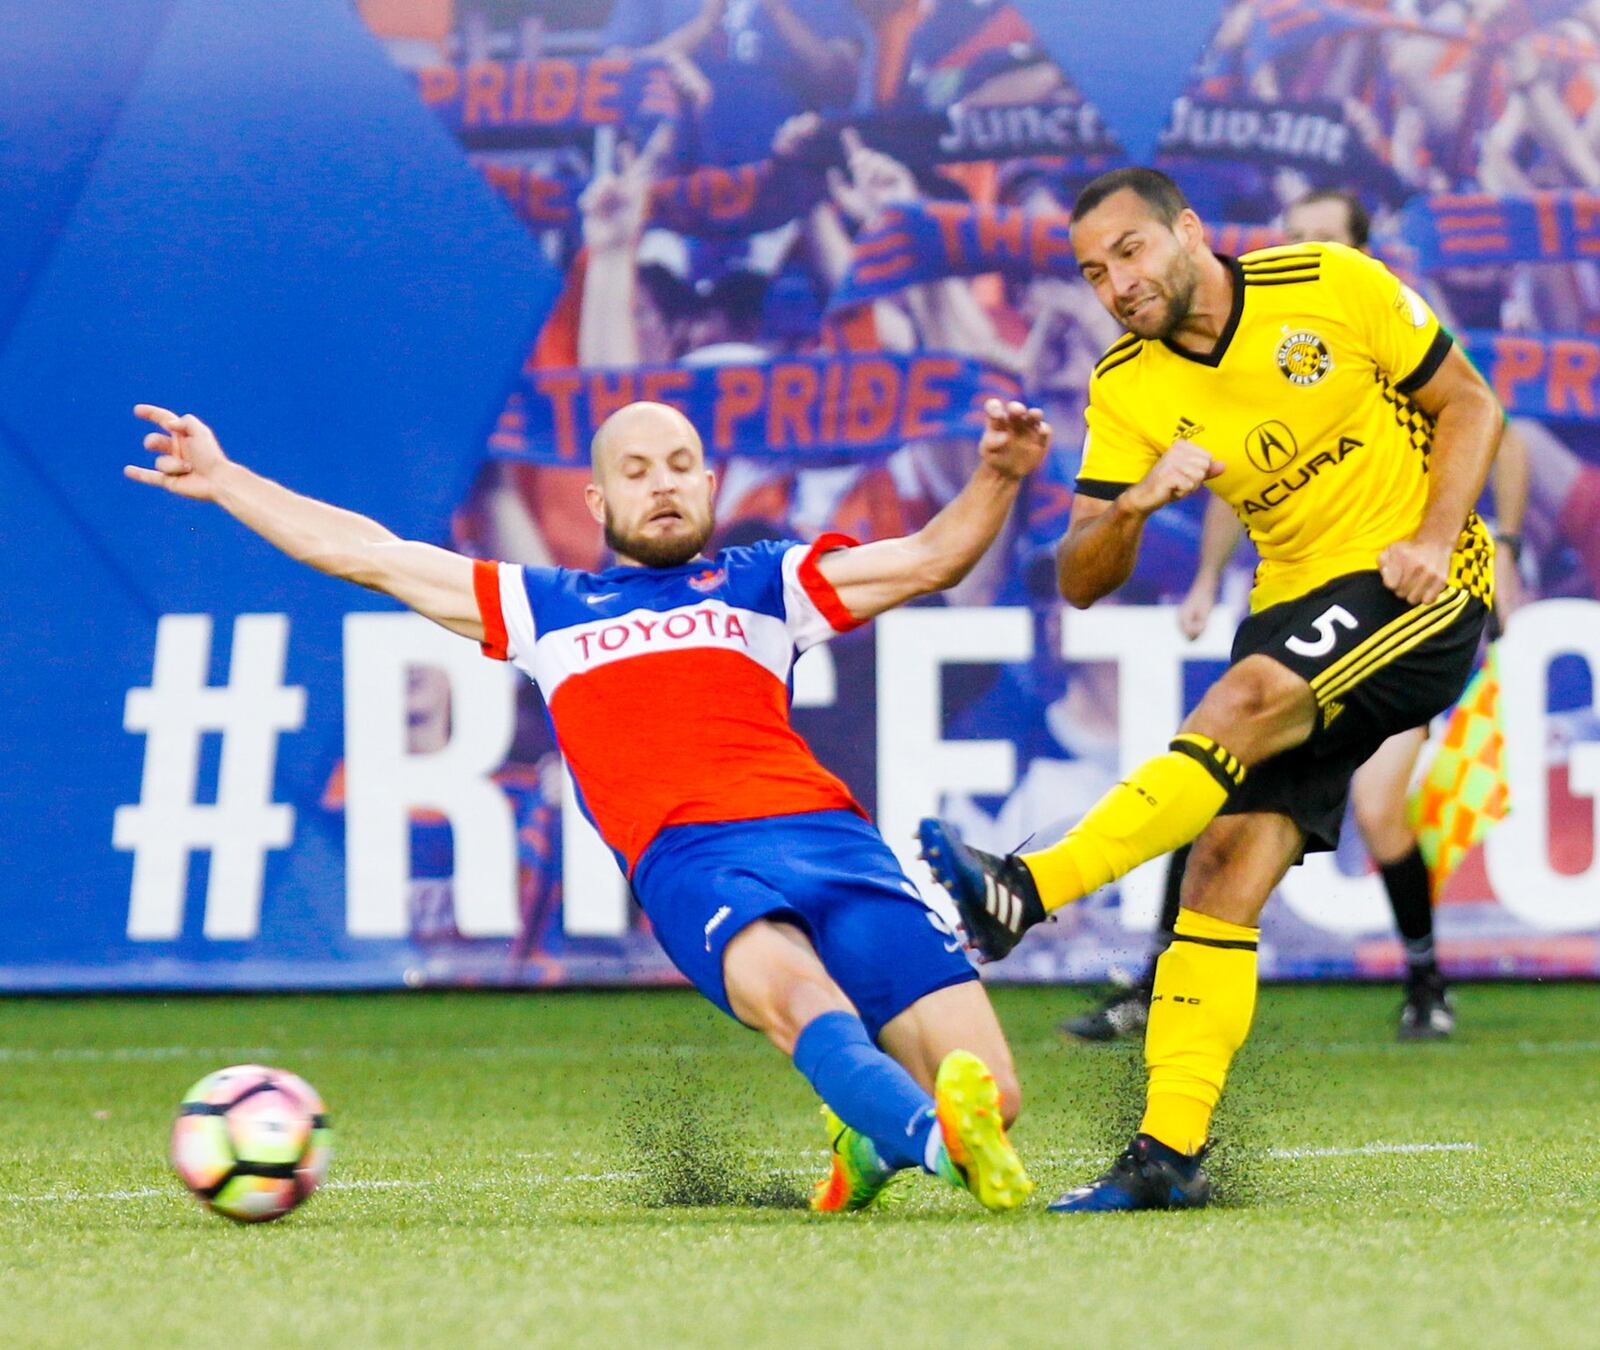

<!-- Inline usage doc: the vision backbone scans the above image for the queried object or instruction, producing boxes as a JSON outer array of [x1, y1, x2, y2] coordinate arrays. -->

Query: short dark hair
[[1071, 167, 1190, 226], [695, 269, 768, 342], [638, 263, 694, 322], [1291, 189, 1370, 249]]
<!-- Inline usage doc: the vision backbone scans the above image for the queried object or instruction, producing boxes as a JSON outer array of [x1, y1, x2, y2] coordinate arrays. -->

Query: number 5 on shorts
[[1285, 604, 1359, 658]]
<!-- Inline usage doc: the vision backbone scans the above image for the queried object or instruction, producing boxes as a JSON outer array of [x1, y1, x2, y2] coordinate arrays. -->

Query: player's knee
[[1357, 806, 1413, 865], [755, 973, 851, 1055], [1351, 773, 1413, 862], [725, 926, 852, 1054], [1196, 670, 1273, 726], [1185, 660, 1312, 763]]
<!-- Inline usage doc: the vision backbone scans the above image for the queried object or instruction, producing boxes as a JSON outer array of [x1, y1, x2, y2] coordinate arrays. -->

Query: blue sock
[[791, 1010, 938, 1172]]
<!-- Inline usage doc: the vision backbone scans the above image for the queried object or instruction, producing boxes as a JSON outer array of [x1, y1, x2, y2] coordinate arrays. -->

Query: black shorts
[[1218, 571, 1488, 853]]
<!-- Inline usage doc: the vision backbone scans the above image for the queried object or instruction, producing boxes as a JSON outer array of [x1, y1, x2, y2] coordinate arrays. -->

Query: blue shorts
[[631, 810, 977, 1042]]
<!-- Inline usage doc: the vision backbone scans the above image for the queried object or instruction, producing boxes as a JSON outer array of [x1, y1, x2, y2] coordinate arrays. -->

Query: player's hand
[[579, 121, 673, 254], [1378, 538, 1452, 605], [977, 398, 1050, 480], [827, 127, 919, 225], [1177, 575, 1219, 641], [1123, 439, 1224, 517], [125, 405, 230, 502]]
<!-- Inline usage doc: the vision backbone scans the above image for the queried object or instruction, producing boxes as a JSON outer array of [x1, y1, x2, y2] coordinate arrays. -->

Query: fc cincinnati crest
[[1275, 329, 1333, 387], [688, 567, 727, 593]]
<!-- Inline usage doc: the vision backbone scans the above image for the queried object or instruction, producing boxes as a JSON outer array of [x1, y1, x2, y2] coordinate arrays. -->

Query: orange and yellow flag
[[1409, 648, 1511, 893]]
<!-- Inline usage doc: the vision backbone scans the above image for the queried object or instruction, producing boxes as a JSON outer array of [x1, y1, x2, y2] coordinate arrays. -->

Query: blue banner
[[835, 106, 1121, 168], [1463, 330, 1600, 419], [473, 157, 829, 237], [831, 206, 1293, 311], [832, 203, 1079, 310], [488, 354, 1022, 464], [1403, 193, 1600, 269], [1157, 97, 1409, 203], [414, 57, 679, 145]]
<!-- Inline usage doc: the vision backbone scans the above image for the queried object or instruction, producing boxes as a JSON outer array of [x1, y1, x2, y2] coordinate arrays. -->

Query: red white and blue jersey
[[473, 536, 867, 874]]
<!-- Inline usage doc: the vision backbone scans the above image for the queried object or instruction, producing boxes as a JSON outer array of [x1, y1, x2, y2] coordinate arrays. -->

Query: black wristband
[[1496, 533, 1523, 563]]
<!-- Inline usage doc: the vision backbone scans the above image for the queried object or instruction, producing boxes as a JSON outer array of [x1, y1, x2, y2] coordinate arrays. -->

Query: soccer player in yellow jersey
[[1065, 189, 1531, 1047], [918, 167, 1502, 1212], [1173, 189, 1529, 1041]]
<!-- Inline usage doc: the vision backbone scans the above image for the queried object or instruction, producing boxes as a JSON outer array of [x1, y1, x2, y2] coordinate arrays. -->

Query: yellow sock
[[1139, 909, 1260, 1156], [1021, 734, 1245, 911]]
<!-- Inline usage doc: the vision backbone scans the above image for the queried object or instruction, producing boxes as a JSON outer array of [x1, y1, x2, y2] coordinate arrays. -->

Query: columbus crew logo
[[1275, 329, 1333, 386]]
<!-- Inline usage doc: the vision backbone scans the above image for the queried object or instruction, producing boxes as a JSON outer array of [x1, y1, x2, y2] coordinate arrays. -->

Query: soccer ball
[[171, 1064, 332, 1222]]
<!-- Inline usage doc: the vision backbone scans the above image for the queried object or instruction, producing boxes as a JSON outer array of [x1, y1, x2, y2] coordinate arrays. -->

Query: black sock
[[1380, 845, 1437, 976], [1139, 844, 1190, 990]]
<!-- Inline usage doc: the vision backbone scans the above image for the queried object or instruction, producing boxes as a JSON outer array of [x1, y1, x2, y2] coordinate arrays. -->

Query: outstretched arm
[[125, 405, 484, 642], [813, 399, 1049, 621], [633, 0, 724, 59], [578, 123, 673, 368], [761, 0, 861, 103]]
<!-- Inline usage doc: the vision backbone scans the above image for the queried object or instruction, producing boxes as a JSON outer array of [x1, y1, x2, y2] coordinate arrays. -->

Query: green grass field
[[2, 984, 1597, 1348]]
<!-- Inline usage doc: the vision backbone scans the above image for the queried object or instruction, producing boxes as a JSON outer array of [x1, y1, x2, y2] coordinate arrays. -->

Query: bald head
[[591, 401, 704, 481], [584, 401, 716, 568]]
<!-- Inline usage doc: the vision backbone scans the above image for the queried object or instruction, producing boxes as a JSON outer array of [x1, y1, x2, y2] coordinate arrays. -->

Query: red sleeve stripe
[[473, 559, 509, 660], [798, 531, 865, 633]]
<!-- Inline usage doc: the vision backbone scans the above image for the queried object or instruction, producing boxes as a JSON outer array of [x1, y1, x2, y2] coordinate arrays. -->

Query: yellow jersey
[[1075, 241, 1494, 612]]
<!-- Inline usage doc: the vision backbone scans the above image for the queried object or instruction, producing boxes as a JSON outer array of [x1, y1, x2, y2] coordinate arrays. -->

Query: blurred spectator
[[603, 0, 871, 162], [353, 0, 1600, 982]]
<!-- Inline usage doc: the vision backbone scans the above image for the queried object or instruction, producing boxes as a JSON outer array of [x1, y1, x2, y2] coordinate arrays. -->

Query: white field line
[[6, 1178, 441, 1205], [5, 1141, 1480, 1206], [0, 1047, 282, 1063], [1264, 1141, 1478, 1161], [3, 1039, 1598, 1066], [5, 1186, 172, 1203], [2, 1174, 663, 1206], [0, 1044, 745, 1064], [1306, 1040, 1600, 1056]]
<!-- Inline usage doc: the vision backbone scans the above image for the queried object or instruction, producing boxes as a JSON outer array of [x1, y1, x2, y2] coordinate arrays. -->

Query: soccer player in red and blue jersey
[[127, 396, 1049, 1212]]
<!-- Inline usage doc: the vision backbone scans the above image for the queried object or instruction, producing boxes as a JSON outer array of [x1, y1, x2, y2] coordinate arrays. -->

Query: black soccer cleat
[[1398, 969, 1455, 1040], [1059, 986, 1151, 1043], [1047, 1133, 1212, 1214], [916, 818, 1046, 962]]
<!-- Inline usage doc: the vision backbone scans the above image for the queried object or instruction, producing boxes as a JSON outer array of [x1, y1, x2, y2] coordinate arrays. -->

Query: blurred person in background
[[602, 0, 870, 163]]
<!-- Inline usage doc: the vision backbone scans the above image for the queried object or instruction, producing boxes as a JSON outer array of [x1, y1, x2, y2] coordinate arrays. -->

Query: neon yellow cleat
[[933, 1049, 1033, 1212], [809, 1107, 900, 1213]]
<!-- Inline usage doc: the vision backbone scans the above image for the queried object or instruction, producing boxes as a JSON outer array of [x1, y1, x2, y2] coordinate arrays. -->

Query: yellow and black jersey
[[1076, 241, 1494, 612]]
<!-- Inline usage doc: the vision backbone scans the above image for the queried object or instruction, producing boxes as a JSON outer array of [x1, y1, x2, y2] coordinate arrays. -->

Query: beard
[[1121, 254, 1200, 340], [604, 506, 714, 568]]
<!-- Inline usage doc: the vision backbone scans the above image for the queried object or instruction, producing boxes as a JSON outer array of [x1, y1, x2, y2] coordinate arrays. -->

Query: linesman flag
[[1409, 648, 1511, 891]]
